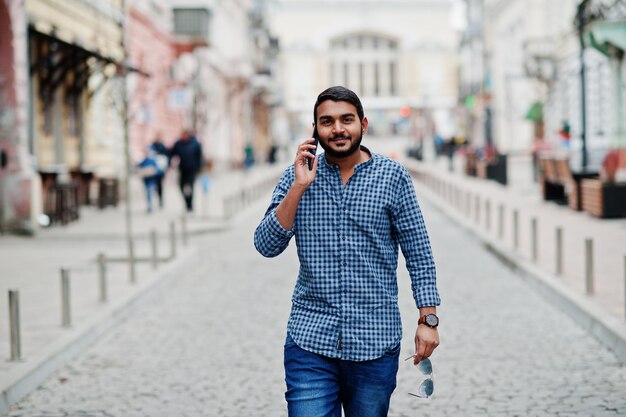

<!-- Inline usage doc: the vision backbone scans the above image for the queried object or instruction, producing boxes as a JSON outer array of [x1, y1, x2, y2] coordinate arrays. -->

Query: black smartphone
[[308, 127, 319, 170]]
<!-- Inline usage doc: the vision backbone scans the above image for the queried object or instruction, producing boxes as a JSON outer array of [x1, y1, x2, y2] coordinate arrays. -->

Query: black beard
[[319, 133, 363, 159]]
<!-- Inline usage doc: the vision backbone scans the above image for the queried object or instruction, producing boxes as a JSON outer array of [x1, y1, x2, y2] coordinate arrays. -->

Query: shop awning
[[29, 27, 149, 96], [525, 101, 544, 122], [588, 21, 626, 55]]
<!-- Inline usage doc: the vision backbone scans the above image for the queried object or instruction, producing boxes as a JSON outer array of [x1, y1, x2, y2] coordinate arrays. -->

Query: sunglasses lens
[[419, 379, 434, 398], [416, 358, 432, 375]]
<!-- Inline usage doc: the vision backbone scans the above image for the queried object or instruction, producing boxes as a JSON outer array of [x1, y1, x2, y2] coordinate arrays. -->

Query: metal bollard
[[466, 193, 472, 218], [151, 230, 158, 269], [555, 227, 563, 276], [98, 253, 107, 303], [8, 289, 22, 361], [498, 204, 504, 239], [181, 215, 188, 247], [61, 268, 71, 327], [513, 210, 519, 250], [169, 221, 177, 259], [531, 217, 538, 262], [585, 238, 594, 295], [624, 255, 626, 320], [128, 237, 136, 284], [485, 200, 491, 231]]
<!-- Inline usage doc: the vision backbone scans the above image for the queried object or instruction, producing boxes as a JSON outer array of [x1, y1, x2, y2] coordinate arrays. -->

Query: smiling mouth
[[331, 136, 350, 145]]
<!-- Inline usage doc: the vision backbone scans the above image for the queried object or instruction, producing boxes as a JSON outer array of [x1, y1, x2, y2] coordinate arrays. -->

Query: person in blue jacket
[[169, 130, 203, 212], [149, 134, 170, 209], [137, 148, 162, 213]]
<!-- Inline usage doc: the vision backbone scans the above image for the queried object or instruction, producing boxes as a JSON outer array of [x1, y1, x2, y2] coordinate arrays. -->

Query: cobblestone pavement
[[6, 194, 626, 417]]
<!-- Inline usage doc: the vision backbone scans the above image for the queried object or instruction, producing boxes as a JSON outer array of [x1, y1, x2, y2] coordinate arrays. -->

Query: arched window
[[329, 32, 399, 97]]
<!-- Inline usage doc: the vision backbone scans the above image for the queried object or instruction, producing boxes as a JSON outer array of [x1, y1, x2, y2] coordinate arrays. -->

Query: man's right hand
[[275, 138, 318, 231], [294, 138, 318, 187]]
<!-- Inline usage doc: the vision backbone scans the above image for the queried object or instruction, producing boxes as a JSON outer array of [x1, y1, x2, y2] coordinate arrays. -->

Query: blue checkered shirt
[[254, 149, 440, 361]]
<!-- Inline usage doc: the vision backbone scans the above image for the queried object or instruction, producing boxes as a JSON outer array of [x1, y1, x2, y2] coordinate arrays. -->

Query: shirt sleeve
[[254, 167, 295, 257], [392, 167, 441, 308]]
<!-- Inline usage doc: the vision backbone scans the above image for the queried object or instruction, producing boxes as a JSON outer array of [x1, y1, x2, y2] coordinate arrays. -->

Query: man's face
[[315, 100, 368, 159]]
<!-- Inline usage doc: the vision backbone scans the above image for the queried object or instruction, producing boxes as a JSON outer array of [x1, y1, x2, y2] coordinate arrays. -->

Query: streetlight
[[576, 0, 590, 172]]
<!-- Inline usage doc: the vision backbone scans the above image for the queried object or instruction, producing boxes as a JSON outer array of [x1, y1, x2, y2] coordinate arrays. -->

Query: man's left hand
[[413, 325, 439, 365]]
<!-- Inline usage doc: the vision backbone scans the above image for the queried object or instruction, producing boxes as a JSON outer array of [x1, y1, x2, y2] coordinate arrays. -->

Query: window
[[330, 32, 399, 97], [359, 62, 364, 95], [389, 62, 396, 95], [173, 8, 211, 40], [374, 62, 380, 96], [66, 92, 80, 137], [41, 89, 53, 136]]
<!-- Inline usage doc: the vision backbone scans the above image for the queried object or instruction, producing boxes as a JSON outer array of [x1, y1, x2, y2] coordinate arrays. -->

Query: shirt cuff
[[268, 210, 294, 238], [413, 284, 441, 308]]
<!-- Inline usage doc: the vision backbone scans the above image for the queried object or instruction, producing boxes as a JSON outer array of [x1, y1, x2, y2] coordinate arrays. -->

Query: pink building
[[0, 0, 33, 233], [127, 7, 186, 160]]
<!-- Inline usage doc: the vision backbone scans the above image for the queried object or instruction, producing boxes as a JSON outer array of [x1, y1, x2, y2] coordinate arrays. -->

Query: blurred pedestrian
[[149, 133, 169, 209], [170, 129, 203, 212], [137, 148, 162, 213], [254, 86, 441, 417], [244, 143, 255, 171], [445, 136, 456, 171]]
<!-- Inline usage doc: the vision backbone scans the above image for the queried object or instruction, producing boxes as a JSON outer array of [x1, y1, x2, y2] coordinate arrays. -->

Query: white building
[[167, 0, 268, 169], [267, 0, 459, 143]]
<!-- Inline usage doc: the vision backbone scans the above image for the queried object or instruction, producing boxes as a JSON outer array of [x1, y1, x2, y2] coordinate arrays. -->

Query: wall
[[0, 0, 34, 233]]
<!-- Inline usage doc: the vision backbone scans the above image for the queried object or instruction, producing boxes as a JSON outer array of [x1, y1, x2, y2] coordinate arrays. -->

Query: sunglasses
[[403, 356, 434, 398]]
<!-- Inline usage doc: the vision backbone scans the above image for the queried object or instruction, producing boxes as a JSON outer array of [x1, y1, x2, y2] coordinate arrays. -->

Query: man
[[254, 86, 440, 417], [149, 134, 169, 208], [169, 129, 203, 212]]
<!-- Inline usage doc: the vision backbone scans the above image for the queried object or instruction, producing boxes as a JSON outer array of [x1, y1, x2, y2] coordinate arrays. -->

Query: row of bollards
[[410, 169, 626, 321], [222, 175, 280, 219], [5, 217, 189, 362]]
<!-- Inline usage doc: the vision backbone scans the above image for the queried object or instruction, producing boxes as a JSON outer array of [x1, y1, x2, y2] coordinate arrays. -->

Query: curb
[[406, 161, 626, 364], [0, 247, 199, 415]]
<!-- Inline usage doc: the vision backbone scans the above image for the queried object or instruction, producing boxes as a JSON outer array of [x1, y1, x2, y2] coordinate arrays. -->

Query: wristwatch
[[418, 313, 439, 328]]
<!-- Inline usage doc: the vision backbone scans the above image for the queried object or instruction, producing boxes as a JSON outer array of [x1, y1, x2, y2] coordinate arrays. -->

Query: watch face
[[425, 314, 439, 327]]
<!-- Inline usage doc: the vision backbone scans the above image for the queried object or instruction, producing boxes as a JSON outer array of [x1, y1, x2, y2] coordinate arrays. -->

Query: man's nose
[[332, 122, 345, 134]]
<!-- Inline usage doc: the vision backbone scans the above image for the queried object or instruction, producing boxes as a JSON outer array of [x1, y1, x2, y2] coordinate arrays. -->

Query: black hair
[[313, 86, 364, 123]]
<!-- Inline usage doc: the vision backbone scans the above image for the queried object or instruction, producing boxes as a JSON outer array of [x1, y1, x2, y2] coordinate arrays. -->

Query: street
[[5, 181, 626, 417]]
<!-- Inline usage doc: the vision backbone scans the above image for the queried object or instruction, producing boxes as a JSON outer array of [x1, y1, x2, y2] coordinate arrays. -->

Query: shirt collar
[[320, 146, 375, 172]]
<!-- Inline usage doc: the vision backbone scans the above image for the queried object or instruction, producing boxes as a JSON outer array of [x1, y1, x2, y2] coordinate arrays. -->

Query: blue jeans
[[144, 181, 156, 212], [284, 334, 399, 417]]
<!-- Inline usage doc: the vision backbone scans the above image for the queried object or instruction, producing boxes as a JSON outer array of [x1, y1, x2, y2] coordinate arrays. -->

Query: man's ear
[[361, 117, 369, 134]]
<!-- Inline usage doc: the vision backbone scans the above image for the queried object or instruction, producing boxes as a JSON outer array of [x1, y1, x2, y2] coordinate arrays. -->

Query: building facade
[[127, 0, 186, 158], [267, 0, 459, 144], [461, 0, 626, 174], [168, 0, 277, 170]]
